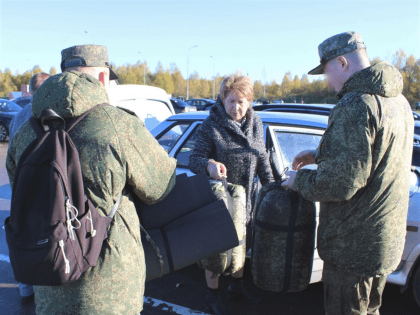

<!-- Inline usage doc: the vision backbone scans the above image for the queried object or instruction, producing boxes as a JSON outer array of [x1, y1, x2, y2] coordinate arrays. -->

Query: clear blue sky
[[1, 0, 419, 83]]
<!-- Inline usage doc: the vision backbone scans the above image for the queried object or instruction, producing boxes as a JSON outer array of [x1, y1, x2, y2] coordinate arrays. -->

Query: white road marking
[[0, 254, 209, 314], [144, 296, 210, 314], [0, 254, 10, 263]]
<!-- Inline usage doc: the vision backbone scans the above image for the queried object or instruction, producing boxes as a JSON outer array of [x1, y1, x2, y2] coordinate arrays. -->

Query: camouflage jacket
[[6, 71, 176, 314], [294, 61, 414, 276]]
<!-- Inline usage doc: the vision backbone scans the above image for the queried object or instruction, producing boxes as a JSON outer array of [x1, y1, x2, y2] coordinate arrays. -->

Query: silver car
[[151, 110, 420, 308]]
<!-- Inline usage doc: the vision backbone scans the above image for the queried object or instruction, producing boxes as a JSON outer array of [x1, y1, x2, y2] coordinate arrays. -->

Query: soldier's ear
[[99, 72, 105, 86], [337, 56, 349, 72]]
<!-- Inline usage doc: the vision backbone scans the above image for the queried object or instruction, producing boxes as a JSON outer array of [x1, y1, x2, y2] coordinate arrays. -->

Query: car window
[[15, 98, 31, 107], [156, 123, 190, 153], [175, 126, 199, 167], [275, 131, 322, 170]]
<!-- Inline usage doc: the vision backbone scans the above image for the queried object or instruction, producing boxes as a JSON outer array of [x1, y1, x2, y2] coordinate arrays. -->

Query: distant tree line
[[1, 50, 419, 107]]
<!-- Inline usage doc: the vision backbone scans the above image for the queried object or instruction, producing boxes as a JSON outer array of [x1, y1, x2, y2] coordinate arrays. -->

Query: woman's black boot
[[227, 277, 262, 304], [205, 287, 233, 315]]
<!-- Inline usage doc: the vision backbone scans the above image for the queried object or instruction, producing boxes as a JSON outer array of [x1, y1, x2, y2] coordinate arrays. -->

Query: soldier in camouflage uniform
[[282, 32, 414, 315], [6, 70, 176, 314]]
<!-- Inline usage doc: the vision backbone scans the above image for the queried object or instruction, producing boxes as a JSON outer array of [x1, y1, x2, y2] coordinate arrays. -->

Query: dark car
[[12, 97, 32, 108], [170, 98, 197, 114], [184, 98, 215, 111], [0, 99, 22, 141]]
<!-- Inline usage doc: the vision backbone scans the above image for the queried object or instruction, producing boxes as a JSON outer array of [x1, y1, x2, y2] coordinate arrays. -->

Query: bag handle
[[222, 177, 234, 218]]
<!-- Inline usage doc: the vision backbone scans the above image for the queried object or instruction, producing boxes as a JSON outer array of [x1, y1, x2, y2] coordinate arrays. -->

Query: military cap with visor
[[308, 31, 366, 75], [61, 44, 118, 80]]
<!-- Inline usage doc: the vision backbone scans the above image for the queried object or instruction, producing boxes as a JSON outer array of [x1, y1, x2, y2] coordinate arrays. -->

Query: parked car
[[170, 98, 197, 114], [107, 84, 175, 131], [184, 98, 215, 111], [0, 99, 22, 141], [272, 99, 284, 104], [151, 110, 420, 308], [12, 97, 32, 108]]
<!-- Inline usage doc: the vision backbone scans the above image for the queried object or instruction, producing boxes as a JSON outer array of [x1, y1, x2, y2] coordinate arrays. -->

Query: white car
[[107, 84, 175, 131], [151, 110, 420, 308]]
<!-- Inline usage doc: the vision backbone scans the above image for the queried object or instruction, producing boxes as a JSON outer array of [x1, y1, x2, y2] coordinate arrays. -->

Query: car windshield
[[275, 130, 322, 170]]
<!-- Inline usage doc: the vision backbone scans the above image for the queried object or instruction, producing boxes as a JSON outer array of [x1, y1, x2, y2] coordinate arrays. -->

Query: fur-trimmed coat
[[189, 97, 274, 222]]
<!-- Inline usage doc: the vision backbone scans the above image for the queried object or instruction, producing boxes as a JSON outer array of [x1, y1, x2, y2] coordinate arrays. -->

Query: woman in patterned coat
[[189, 74, 274, 315]]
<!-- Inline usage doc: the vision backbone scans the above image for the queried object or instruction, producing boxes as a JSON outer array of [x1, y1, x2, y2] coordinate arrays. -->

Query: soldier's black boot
[[204, 287, 233, 315], [227, 277, 262, 304]]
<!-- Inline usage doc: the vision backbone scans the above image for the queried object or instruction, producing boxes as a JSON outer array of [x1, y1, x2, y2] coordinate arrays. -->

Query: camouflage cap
[[308, 32, 366, 75], [61, 45, 118, 80]]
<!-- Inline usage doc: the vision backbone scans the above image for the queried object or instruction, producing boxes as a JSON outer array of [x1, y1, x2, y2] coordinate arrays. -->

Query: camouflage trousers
[[198, 180, 247, 276], [323, 263, 386, 315]]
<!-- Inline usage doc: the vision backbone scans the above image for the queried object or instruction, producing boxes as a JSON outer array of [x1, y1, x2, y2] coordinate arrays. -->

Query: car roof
[[253, 103, 335, 112], [187, 98, 215, 102], [167, 110, 329, 129], [108, 84, 175, 113]]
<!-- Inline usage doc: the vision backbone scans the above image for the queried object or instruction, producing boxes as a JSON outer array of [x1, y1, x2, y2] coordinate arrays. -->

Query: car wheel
[[413, 264, 420, 308], [0, 123, 8, 142]]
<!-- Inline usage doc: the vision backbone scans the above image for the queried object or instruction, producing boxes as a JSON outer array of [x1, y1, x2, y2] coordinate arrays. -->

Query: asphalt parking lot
[[0, 142, 419, 315]]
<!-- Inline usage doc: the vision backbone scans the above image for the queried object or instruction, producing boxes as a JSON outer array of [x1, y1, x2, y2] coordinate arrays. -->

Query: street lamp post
[[210, 56, 215, 100], [138, 52, 146, 85], [187, 45, 198, 100]]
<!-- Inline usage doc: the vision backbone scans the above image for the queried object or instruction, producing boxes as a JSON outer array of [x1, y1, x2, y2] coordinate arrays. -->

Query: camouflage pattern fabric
[[323, 263, 386, 315], [294, 61, 414, 277], [197, 180, 246, 276], [61, 45, 110, 68], [309, 31, 366, 75], [60, 45, 118, 80], [251, 181, 316, 292], [6, 71, 177, 315]]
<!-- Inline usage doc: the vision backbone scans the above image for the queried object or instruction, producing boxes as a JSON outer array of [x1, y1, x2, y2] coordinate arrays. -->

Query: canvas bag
[[251, 181, 316, 292], [5, 104, 122, 286]]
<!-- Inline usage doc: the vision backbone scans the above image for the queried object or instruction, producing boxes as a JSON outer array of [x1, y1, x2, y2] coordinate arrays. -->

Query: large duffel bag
[[251, 181, 316, 292], [135, 173, 239, 282]]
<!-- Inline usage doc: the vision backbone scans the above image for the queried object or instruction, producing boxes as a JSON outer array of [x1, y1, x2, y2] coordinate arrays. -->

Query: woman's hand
[[207, 160, 227, 180], [292, 150, 316, 171]]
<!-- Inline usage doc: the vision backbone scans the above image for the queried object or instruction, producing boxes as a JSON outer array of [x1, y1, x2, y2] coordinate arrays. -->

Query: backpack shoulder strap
[[108, 192, 123, 219], [28, 116, 46, 138], [66, 103, 109, 133]]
